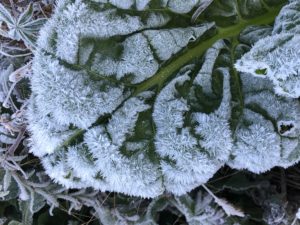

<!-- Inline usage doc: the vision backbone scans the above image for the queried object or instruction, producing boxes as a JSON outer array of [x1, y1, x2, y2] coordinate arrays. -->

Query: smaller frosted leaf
[[235, 34, 300, 98], [0, 3, 46, 47]]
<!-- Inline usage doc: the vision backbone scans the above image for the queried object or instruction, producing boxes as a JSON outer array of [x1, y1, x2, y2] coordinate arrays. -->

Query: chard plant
[[27, 0, 300, 198]]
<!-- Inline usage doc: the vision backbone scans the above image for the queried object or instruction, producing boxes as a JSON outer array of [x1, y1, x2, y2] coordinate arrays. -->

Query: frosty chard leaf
[[27, 0, 300, 198]]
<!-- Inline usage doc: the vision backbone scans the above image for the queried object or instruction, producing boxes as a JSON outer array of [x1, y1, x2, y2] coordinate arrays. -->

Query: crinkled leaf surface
[[28, 0, 300, 197]]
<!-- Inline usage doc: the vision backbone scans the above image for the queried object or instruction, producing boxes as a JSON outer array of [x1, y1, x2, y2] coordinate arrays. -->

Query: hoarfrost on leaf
[[28, 0, 300, 198], [235, 0, 300, 98]]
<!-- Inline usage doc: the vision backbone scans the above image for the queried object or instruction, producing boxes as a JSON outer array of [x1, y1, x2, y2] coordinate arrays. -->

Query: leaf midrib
[[134, 4, 285, 95]]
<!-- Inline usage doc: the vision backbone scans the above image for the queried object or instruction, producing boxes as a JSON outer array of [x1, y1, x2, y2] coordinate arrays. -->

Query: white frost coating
[[27, 100, 74, 157], [31, 52, 125, 129], [236, 0, 300, 98], [36, 0, 69, 52], [153, 73, 221, 195], [39, 0, 170, 63], [145, 12, 170, 27], [35, 19, 57, 54], [193, 68, 232, 162], [193, 40, 225, 94], [42, 151, 87, 189], [92, 34, 159, 84], [143, 23, 215, 61], [228, 109, 282, 173], [167, 0, 200, 13], [92, 24, 214, 83]]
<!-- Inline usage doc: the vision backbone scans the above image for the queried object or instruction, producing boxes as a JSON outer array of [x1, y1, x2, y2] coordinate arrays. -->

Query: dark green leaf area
[[119, 109, 159, 163]]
